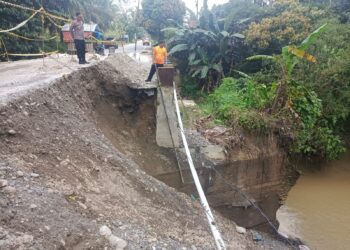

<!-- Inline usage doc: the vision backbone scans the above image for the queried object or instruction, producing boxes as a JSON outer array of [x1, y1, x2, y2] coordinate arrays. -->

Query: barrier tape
[[2, 31, 57, 41], [0, 37, 9, 61], [0, 50, 58, 57], [45, 15, 64, 29], [0, 0, 70, 22], [0, 8, 42, 33], [0, 0, 35, 12], [42, 9, 70, 22]]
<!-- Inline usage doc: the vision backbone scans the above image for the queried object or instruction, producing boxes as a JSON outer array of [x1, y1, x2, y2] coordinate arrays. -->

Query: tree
[[0, 0, 120, 59], [141, 0, 186, 40], [244, 0, 325, 54]]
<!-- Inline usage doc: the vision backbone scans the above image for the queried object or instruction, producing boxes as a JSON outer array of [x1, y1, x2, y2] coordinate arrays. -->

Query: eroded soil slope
[[0, 55, 290, 249]]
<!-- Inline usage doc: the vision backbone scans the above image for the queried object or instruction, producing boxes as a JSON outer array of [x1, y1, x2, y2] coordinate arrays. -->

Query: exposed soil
[[0, 55, 292, 249]]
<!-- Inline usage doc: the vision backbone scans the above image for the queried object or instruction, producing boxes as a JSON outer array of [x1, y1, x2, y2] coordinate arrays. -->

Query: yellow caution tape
[[45, 15, 64, 29], [42, 10, 70, 22], [0, 50, 58, 57], [3, 31, 57, 41], [0, 0, 35, 12], [0, 8, 42, 33], [0, 0, 70, 22]]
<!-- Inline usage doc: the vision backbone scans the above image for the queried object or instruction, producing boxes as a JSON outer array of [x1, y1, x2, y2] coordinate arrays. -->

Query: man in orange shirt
[[145, 41, 167, 82]]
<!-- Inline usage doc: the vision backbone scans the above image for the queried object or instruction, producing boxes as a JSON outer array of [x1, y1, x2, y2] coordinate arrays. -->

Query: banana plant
[[247, 23, 328, 112], [163, 26, 244, 90]]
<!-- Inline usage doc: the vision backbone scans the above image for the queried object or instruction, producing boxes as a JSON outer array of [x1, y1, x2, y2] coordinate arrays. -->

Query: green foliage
[[0, 0, 119, 59], [244, 0, 326, 54], [141, 0, 186, 40], [290, 85, 322, 127], [299, 23, 328, 50], [246, 23, 346, 159], [179, 76, 202, 99], [201, 77, 276, 131], [294, 21, 350, 134], [293, 126, 345, 160], [105, 9, 146, 42], [165, 25, 244, 90]]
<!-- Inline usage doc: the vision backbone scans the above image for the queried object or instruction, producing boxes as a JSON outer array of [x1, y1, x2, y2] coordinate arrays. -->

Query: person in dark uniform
[[70, 12, 89, 64]]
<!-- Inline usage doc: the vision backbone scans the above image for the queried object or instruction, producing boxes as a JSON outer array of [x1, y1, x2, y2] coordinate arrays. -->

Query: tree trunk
[[270, 81, 288, 113]]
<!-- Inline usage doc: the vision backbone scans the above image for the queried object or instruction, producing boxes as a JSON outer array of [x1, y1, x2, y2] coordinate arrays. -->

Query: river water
[[277, 152, 350, 250]]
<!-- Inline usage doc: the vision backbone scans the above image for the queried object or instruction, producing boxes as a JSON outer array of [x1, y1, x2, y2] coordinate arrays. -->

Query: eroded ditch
[[86, 57, 293, 234], [0, 55, 293, 249]]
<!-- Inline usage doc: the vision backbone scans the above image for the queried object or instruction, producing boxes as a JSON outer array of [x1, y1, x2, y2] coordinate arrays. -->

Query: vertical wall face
[[152, 83, 288, 230], [206, 150, 286, 230], [154, 108, 287, 231], [156, 86, 180, 148]]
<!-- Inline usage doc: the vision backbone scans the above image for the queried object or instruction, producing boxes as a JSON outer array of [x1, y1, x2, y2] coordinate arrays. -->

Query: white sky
[[186, 0, 229, 13], [119, 0, 229, 12]]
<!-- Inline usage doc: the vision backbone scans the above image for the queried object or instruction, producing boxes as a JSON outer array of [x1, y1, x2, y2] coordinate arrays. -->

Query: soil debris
[[0, 55, 292, 249]]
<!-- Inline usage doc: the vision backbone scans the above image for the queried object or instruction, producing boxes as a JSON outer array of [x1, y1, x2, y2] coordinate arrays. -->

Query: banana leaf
[[298, 23, 327, 51], [246, 55, 276, 61], [200, 66, 209, 79], [168, 44, 188, 55]]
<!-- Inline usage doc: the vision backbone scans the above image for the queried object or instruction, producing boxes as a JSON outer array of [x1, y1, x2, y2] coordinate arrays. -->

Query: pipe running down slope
[[172, 82, 226, 250]]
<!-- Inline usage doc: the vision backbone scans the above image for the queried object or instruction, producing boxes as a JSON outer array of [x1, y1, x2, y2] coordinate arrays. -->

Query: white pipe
[[172, 83, 226, 250]]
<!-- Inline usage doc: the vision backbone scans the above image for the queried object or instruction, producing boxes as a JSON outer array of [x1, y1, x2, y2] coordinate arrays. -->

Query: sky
[[186, 0, 229, 13], [119, 0, 230, 12]]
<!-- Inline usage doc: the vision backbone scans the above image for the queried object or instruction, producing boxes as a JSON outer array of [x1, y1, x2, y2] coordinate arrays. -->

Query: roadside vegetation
[[163, 0, 350, 160]]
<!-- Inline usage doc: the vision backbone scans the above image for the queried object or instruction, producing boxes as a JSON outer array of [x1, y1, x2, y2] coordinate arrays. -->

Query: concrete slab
[[156, 86, 180, 148]]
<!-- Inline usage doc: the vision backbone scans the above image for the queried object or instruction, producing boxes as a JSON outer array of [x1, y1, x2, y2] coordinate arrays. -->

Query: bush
[[200, 77, 276, 133]]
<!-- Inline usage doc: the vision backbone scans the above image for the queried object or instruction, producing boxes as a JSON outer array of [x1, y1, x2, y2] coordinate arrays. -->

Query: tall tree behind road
[[141, 0, 186, 40]]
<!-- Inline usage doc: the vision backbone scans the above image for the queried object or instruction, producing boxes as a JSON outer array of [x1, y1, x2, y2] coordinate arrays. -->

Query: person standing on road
[[145, 41, 167, 82], [70, 12, 89, 64]]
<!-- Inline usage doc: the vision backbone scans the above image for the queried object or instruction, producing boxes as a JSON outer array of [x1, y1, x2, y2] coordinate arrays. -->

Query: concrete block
[[156, 86, 179, 148]]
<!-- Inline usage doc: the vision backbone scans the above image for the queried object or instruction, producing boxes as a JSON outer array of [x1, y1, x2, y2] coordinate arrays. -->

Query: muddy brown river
[[277, 152, 350, 250]]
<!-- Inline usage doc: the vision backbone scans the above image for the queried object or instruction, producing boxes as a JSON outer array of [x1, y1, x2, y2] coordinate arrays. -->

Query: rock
[[60, 159, 70, 166], [3, 186, 16, 194], [100, 225, 127, 250], [99, 225, 112, 237], [0, 179, 8, 188], [29, 204, 37, 210], [148, 237, 157, 243], [299, 245, 311, 250], [252, 232, 263, 241], [0, 198, 9, 207], [22, 234, 34, 243], [235, 226, 246, 234], [16, 171, 24, 177], [0, 232, 6, 240], [109, 235, 128, 249], [7, 129, 16, 135], [77, 201, 87, 210], [31, 173, 39, 178], [60, 239, 66, 247]]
